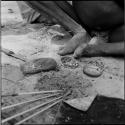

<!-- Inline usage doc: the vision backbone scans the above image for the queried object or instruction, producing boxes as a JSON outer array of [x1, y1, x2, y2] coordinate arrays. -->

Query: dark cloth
[[55, 96, 125, 124]]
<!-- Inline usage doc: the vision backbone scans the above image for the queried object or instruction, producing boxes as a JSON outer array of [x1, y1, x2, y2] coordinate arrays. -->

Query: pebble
[[20, 58, 58, 74]]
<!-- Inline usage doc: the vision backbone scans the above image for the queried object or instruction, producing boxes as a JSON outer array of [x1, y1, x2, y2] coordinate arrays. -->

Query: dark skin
[[26, 1, 124, 58]]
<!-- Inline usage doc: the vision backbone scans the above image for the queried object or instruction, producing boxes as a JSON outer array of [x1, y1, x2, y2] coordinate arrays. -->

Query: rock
[[83, 65, 103, 77], [20, 58, 58, 74], [83, 60, 104, 77]]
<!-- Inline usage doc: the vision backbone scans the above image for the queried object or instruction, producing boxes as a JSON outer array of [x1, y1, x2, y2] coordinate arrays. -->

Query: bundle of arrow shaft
[[2, 90, 66, 125]]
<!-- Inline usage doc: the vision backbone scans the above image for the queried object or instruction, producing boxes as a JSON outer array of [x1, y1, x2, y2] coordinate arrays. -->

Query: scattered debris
[[61, 56, 79, 69]]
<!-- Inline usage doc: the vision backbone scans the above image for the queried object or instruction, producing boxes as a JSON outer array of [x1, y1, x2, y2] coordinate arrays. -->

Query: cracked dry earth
[[1, 1, 124, 125]]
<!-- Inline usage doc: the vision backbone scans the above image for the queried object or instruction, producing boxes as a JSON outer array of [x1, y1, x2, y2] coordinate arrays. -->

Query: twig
[[1, 48, 26, 62], [2, 78, 17, 84], [2, 96, 62, 124]]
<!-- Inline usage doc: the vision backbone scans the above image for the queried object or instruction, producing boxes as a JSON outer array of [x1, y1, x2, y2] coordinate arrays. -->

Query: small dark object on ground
[[1, 25, 5, 28], [20, 58, 58, 74], [8, 9, 14, 13]]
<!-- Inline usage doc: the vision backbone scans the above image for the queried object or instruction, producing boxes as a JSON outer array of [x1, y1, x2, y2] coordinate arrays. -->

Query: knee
[[109, 25, 125, 42]]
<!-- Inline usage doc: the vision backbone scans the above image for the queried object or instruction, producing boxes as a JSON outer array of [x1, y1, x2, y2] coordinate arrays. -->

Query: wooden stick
[[2, 96, 62, 124], [16, 99, 62, 125], [2, 93, 60, 111], [1, 47, 27, 62], [2, 90, 63, 97]]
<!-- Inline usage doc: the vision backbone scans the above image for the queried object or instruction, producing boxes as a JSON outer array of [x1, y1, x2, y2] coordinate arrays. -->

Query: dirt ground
[[1, 1, 124, 125]]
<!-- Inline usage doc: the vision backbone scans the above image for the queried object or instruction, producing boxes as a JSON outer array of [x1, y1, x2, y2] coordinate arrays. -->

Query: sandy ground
[[1, 1, 124, 125]]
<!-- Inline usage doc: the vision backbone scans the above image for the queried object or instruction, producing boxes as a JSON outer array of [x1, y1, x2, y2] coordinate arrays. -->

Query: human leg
[[26, 1, 90, 55]]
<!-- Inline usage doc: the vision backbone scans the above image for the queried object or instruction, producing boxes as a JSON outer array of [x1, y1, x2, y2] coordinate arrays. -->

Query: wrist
[[98, 43, 108, 55]]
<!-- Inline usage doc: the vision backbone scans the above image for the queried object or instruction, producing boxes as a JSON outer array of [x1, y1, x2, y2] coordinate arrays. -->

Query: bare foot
[[58, 31, 90, 56]]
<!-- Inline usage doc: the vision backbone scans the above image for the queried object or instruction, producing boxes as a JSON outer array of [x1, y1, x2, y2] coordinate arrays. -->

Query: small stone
[[20, 58, 58, 74]]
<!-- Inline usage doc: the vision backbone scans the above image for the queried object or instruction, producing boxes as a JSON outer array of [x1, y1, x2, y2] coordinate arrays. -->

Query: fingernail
[[73, 53, 78, 59], [57, 51, 63, 55]]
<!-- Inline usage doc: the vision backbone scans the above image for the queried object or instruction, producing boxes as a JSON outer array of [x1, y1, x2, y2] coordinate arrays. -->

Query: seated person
[[18, 1, 124, 57]]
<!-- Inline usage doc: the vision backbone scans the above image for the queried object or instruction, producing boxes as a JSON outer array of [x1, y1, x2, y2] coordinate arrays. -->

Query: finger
[[57, 40, 79, 56], [58, 45, 74, 55], [73, 43, 88, 58]]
